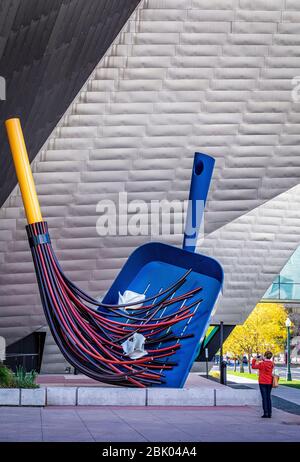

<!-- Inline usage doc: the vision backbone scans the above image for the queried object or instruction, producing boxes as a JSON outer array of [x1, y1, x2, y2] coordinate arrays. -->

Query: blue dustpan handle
[[183, 152, 215, 253]]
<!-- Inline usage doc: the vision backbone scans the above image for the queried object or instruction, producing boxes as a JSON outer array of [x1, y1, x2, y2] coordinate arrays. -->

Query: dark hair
[[264, 351, 273, 359]]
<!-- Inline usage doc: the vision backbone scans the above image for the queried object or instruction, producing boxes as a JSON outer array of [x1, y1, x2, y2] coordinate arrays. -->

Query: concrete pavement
[[227, 374, 300, 407], [0, 405, 299, 442]]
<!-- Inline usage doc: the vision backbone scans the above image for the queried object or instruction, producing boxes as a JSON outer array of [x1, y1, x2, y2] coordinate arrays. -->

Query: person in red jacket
[[252, 351, 274, 418]]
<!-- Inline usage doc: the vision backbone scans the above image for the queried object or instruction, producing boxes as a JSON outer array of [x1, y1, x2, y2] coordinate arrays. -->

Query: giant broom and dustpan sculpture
[[5, 118, 223, 388]]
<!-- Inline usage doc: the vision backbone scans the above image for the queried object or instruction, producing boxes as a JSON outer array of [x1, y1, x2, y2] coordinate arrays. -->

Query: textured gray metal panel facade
[[203, 183, 300, 323], [1, 0, 300, 364]]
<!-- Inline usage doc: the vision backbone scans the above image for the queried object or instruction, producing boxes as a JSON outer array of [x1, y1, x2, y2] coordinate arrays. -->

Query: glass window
[[263, 244, 300, 300]]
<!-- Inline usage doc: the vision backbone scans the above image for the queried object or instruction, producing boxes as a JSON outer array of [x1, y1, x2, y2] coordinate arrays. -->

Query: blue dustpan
[[102, 153, 223, 388]]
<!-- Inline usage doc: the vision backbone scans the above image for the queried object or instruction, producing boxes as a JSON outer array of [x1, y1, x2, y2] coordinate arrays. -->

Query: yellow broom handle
[[5, 118, 43, 224]]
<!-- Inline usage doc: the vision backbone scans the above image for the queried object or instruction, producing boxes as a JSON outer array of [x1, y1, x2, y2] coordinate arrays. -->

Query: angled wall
[[0, 0, 141, 207]]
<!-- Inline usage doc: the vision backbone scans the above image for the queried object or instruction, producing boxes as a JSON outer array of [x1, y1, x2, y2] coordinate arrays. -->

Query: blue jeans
[[259, 384, 272, 416]]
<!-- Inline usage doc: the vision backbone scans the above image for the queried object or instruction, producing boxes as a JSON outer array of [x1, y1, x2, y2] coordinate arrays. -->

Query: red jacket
[[252, 358, 274, 385]]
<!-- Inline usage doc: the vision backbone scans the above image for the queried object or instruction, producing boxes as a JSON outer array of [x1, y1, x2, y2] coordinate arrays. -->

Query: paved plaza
[[0, 405, 299, 442]]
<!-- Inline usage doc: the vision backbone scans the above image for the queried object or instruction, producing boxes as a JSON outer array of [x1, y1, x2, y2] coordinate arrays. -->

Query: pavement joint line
[[40, 408, 44, 442], [143, 409, 202, 441], [110, 407, 150, 442], [76, 408, 96, 442]]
